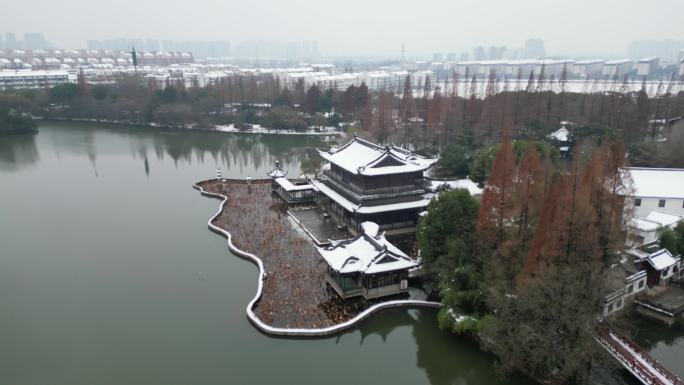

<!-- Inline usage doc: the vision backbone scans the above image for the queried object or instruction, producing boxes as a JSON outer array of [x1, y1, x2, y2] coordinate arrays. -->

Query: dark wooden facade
[[325, 266, 409, 300]]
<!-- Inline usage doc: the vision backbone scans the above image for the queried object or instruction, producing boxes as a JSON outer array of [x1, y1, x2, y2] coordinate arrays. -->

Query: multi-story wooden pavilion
[[310, 135, 437, 235]]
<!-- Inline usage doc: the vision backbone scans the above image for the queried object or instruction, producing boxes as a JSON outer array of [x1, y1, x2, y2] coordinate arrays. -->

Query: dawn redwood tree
[[581, 139, 631, 260], [512, 143, 548, 253], [427, 86, 443, 150], [294, 79, 306, 106], [305, 84, 322, 114], [467, 75, 479, 134], [375, 90, 394, 144], [477, 135, 519, 288], [398, 75, 415, 146]]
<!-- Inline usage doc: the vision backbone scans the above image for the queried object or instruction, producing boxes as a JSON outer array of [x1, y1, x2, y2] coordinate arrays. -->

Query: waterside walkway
[[598, 325, 683, 385], [193, 178, 440, 336]]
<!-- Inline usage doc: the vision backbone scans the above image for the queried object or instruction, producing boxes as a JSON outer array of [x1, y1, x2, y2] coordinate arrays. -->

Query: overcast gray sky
[[3, 0, 683, 56]]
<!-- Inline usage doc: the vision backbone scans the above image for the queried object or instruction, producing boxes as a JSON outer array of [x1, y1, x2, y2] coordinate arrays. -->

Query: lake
[[1, 122, 677, 385], [0, 122, 534, 385]]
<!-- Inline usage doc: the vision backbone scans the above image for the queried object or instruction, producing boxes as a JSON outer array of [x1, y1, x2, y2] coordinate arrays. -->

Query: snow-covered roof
[[267, 162, 287, 178], [605, 59, 632, 65], [317, 136, 437, 176], [575, 59, 604, 65], [310, 179, 433, 214], [547, 127, 570, 142], [0, 70, 69, 78], [632, 211, 683, 232], [632, 217, 661, 232], [429, 179, 483, 196], [644, 249, 678, 271], [274, 177, 312, 192], [623, 167, 684, 198], [646, 210, 682, 227], [317, 222, 419, 275]]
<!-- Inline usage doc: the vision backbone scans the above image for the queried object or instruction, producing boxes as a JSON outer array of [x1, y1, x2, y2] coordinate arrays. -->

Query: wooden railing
[[597, 326, 684, 385]]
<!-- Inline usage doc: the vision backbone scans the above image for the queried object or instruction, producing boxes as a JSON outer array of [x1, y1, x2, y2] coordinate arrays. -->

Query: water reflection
[[630, 318, 684, 378], [0, 133, 40, 172], [351, 309, 532, 385], [0, 123, 543, 385], [27, 122, 328, 179]]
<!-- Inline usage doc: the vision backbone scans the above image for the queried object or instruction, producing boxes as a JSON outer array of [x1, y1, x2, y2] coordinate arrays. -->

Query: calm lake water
[[0, 122, 675, 385]]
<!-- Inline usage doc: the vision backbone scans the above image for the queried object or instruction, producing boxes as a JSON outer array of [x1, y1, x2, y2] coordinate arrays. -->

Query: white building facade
[[623, 168, 684, 219], [0, 70, 70, 90]]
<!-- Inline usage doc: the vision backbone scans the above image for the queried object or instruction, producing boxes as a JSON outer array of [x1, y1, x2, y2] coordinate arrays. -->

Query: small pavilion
[[317, 221, 420, 300]]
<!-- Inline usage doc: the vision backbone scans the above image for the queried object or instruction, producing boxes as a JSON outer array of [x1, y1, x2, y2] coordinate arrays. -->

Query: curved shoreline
[[41, 118, 342, 137], [192, 181, 442, 337]]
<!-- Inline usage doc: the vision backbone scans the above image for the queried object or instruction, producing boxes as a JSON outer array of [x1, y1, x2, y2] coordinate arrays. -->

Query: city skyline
[[2, 0, 683, 58]]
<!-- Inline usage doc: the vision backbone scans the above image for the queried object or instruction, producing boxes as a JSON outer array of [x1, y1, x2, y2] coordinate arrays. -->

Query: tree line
[[418, 137, 631, 384], [2, 67, 682, 165]]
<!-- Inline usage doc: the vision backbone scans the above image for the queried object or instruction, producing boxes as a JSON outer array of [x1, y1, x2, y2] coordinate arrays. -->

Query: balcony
[[321, 171, 427, 200]]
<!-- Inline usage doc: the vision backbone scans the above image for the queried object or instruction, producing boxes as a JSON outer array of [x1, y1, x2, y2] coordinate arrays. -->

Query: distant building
[[302, 40, 319, 59], [636, 57, 659, 77], [572, 59, 604, 77], [680, 58, 684, 77], [454, 61, 478, 77], [602, 59, 633, 77], [23, 33, 49, 49], [472, 46, 486, 61], [0, 70, 69, 90], [4, 33, 18, 49], [488, 46, 506, 60], [524, 38, 546, 59], [536, 59, 574, 77], [628, 39, 684, 63]]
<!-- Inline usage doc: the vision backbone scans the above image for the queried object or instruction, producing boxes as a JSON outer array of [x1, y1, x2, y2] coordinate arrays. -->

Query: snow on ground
[[430, 179, 483, 196], [214, 124, 342, 136]]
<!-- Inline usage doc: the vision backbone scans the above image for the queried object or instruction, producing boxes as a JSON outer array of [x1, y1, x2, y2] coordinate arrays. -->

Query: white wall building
[[628, 210, 683, 247], [636, 57, 659, 77], [0, 70, 69, 90], [536, 59, 574, 77], [623, 167, 684, 218], [603, 262, 647, 317], [602, 59, 633, 77], [572, 60, 604, 77]]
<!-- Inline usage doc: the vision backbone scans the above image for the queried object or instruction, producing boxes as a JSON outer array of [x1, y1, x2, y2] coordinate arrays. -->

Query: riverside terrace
[[194, 179, 432, 330]]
